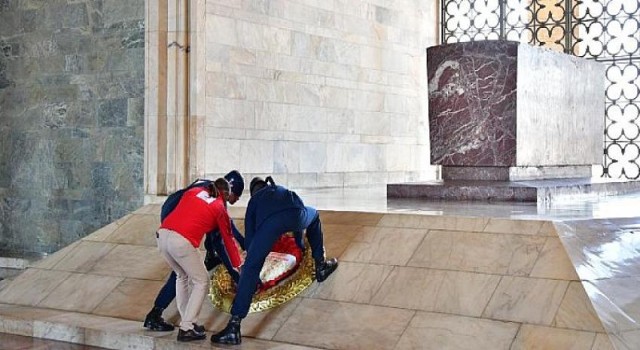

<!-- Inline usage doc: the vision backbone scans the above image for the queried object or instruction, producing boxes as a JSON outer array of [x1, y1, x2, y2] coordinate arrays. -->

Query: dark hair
[[207, 178, 230, 198], [249, 177, 267, 196]]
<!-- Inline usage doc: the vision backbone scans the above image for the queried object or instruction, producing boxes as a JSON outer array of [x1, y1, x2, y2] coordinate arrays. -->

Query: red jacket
[[161, 187, 242, 268]]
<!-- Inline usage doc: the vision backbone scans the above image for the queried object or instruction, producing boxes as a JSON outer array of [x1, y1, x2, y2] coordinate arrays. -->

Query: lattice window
[[441, 0, 640, 179]]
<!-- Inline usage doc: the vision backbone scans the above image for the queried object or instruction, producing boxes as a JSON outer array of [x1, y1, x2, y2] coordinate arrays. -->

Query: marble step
[[0, 251, 46, 294], [0, 304, 323, 350], [0, 267, 23, 279], [0, 250, 46, 270]]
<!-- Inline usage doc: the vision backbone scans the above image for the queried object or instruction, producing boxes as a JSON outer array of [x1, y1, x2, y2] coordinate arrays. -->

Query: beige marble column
[[144, 0, 191, 195], [188, 0, 207, 179]]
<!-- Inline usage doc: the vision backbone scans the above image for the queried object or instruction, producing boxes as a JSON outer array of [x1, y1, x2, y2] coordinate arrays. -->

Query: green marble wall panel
[[0, 0, 145, 253]]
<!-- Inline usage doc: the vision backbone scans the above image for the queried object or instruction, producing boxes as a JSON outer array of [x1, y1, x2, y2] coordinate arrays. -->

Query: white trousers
[[156, 228, 209, 331]]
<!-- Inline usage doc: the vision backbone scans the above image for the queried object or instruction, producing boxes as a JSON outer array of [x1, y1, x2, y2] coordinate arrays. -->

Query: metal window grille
[[441, 0, 640, 179]]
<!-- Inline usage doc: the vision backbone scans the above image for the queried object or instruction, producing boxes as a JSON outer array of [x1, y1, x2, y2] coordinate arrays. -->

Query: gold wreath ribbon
[[209, 242, 315, 313]]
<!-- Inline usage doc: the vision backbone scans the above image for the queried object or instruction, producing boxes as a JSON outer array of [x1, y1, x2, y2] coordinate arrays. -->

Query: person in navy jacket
[[211, 176, 339, 345]]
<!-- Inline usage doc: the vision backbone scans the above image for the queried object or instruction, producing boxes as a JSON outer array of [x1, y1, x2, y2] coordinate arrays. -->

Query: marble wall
[[0, 0, 145, 253], [192, 0, 439, 188]]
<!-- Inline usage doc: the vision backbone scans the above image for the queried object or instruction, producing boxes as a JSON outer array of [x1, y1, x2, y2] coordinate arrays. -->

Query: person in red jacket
[[156, 178, 242, 342]]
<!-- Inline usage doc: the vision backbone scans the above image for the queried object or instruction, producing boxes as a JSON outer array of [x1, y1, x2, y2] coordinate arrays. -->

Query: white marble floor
[[290, 186, 640, 350], [288, 185, 640, 220]]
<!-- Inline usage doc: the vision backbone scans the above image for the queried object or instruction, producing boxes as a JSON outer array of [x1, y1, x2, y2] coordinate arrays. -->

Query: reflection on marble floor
[[292, 185, 640, 220], [0, 332, 109, 349], [0, 186, 638, 349]]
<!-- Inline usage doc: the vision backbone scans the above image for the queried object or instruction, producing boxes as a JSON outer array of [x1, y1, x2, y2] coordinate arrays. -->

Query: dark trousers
[[153, 231, 240, 310], [230, 206, 325, 318]]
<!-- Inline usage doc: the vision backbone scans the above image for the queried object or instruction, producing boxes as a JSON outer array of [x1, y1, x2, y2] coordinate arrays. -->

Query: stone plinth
[[387, 178, 640, 203], [428, 41, 604, 181], [387, 41, 640, 202]]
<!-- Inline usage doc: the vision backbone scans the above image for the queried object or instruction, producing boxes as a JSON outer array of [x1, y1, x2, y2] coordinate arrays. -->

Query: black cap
[[224, 170, 244, 197]]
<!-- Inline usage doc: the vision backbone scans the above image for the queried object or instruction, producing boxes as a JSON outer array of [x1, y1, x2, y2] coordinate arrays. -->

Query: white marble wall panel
[[299, 142, 327, 173], [355, 112, 389, 135], [286, 173, 320, 189], [206, 71, 246, 99], [204, 138, 243, 172], [274, 141, 301, 173], [240, 139, 275, 173], [344, 172, 376, 187], [200, 127, 242, 149], [326, 143, 384, 172], [386, 144, 415, 172], [205, 98, 255, 129], [186, 0, 438, 190], [317, 172, 345, 187], [206, 15, 238, 46]]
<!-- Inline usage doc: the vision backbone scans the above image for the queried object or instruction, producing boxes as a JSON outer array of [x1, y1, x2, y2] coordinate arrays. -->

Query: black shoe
[[177, 328, 206, 342], [143, 307, 175, 332], [211, 316, 242, 345], [315, 258, 338, 282], [193, 323, 205, 333]]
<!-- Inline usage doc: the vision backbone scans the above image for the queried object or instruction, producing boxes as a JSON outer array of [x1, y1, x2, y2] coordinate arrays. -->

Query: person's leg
[[165, 234, 209, 331], [301, 206, 326, 263], [229, 227, 281, 318], [211, 231, 240, 283], [212, 213, 292, 345], [300, 207, 338, 282], [203, 232, 222, 270], [143, 271, 176, 331], [156, 230, 190, 319]]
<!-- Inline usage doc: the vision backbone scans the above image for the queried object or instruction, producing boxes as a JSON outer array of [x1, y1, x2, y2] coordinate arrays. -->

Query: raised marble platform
[[387, 178, 640, 203], [1, 198, 633, 349]]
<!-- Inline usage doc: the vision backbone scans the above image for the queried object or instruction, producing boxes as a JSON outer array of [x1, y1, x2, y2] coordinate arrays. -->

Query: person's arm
[[230, 219, 245, 250], [216, 208, 242, 268]]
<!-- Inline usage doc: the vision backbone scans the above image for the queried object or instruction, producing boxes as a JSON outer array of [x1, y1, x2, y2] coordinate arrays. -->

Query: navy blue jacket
[[244, 184, 305, 249]]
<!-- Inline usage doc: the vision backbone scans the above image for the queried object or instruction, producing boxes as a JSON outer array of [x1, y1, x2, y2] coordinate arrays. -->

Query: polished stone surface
[[428, 41, 518, 167], [0, 0, 146, 254], [0, 186, 638, 349], [387, 177, 640, 202], [0, 332, 109, 350], [420, 41, 609, 205], [427, 41, 604, 170]]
